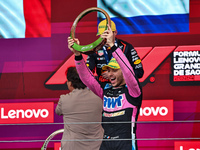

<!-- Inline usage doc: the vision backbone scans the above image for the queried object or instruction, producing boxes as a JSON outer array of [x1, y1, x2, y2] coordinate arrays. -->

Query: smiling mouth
[[110, 77, 116, 83]]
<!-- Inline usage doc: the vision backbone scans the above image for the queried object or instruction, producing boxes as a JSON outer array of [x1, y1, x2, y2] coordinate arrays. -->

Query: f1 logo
[[46, 46, 199, 85]]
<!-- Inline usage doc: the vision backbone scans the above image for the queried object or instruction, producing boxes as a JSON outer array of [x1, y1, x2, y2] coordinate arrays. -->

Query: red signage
[[54, 143, 61, 150], [0, 102, 54, 124], [138, 100, 174, 121], [45, 46, 175, 85], [173, 45, 200, 82], [174, 141, 200, 150]]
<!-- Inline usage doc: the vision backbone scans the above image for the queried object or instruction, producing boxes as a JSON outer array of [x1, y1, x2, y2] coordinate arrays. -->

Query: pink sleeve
[[112, 48, 141, 97], [75, 58, 103, 99]]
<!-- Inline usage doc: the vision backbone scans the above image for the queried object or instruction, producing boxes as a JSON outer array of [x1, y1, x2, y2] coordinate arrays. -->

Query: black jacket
[[86, 38, 144, 82]]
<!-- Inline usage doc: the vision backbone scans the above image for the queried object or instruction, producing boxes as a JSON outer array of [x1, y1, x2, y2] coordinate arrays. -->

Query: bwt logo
[[175, 141, 200, 150], [103, 95, 123, 109], [138, 99, 174, 121], [0, 102, 54, 124]]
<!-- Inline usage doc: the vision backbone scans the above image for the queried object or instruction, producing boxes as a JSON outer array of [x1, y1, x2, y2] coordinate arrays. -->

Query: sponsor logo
[[119, 45, 123, 49], [138, 100, 173, 121], [45, 45, 200, 86], [97, 63, 106, 68], [103, 110, 125, 117], [174, 141, 200, 150], [54, 143, 61, 150], [103, 95, 123, 109], [0, 102, 54, 124], [134, 59, 141, 65], [131, 51, 137, 55], [135, 63, 142, 69], [97, 57, 105, 60], [98, 50, 104, 56], [1, 108, 49, 119], [81, 45, 94, 51], [172, 46, 200, 82], [132, 56, 139, 62], [45, 46, 175, 85], [104, 135, 119, 139]]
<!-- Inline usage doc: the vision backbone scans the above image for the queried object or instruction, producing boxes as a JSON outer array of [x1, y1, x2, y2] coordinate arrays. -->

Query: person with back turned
[[55, 67, 104, 150]]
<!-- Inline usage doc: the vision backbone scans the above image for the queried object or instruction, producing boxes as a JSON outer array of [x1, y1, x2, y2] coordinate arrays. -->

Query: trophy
[[70, 7, 111, 54]]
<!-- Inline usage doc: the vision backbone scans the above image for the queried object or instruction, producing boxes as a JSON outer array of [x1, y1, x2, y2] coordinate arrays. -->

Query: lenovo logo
[[140, 106, 168, 117], [138, 100, 173, 121], [1, 108, 49, 119], [0, 102, 54, 124], [174, 141, 200, 150]]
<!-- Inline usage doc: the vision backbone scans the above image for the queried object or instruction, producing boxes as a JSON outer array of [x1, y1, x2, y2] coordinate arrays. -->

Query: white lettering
[[174, 64, 184, 69], [1, 108, 49, 119], [159, 107, 168, 116], [16, 109, 24, 118], [151, 107, 160, 116], [174, 70, 184, 75], [40, 109, 49, 118], [32, 109, 41, 118], [174, 52, 179, 57], [174, 57, 200, 63], [185, 69, 200, 75], [8, 110, 16, 119], [140, 107, 168, 116], [1, 108, 8, 119], [142, 107, 151, 116], [25, 109, 33, 118], [174, 51, 200, 57], [179, 146, 200, 150]]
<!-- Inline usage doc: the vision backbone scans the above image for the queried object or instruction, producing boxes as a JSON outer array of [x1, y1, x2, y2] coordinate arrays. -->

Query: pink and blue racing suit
[[75, 45, 142, 150]]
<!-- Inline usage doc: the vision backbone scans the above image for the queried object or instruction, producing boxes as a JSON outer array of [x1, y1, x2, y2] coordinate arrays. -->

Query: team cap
[[97, 19, 116, 35], [102, 58, 120, 70]]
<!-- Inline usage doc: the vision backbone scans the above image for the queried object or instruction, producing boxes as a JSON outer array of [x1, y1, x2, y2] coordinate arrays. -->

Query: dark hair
[[66, 67, 86, 89]]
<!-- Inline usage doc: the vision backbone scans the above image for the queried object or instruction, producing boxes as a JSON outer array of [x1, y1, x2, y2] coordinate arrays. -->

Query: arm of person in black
[[86, 54, 96, 74], [124, 44, 144, 79]]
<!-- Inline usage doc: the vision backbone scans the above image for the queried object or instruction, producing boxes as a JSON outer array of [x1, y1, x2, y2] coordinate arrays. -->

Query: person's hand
[[100, 24, 115, 47], [68, 37, 81, 56], [101, 71, 109, 79]]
